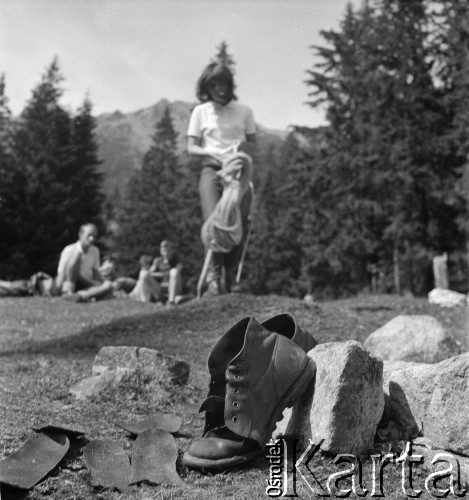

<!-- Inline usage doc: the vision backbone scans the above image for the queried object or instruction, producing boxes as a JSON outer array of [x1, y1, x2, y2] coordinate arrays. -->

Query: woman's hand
[[187, 136, 222, 166]]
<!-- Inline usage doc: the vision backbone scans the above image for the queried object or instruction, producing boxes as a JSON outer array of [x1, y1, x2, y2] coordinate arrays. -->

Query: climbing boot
[[183, 317, 316, 470], [261, 312, 318, 353], [194, 314, 317, 434]]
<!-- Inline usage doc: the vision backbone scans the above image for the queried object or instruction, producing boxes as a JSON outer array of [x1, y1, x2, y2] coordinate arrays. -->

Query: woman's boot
[[183, 317, 316, 470], [261, 312, 318, 353]]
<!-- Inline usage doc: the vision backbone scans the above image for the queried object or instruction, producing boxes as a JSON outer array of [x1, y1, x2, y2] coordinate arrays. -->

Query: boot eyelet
[[232, 416, 239, 423], [234, 374, 240, 380], [237, 362, 243, 368], [234, 388, 240, 394], [233, 401, 239, 408]]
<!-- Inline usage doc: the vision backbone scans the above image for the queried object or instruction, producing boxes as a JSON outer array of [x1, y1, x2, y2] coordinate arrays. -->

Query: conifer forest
[[1, 0, 468, 299]]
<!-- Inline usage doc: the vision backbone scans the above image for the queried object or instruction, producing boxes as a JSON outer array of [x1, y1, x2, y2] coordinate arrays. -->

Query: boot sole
[[183, 446, 264, 471], [265, 357, 315, 442]]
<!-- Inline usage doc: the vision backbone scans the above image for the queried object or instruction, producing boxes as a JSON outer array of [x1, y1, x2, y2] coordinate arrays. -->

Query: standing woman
[[187, 62, 256, 296]]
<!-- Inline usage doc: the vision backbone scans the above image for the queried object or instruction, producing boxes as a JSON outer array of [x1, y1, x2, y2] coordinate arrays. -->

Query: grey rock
[[71, 345, 189, 399], [276, 341, 384, 456], [364, 315, 460, 364], [388, 352, 469, 455], [92, 345, 189, 385], [92, 346, 139, 376], [138, 347, 189, 385]]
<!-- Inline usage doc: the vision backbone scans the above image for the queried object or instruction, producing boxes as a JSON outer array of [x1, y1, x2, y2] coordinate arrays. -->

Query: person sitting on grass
[[128, 241, 185, 306], [150, 239, 184, 306], [129, 254, 162, 303], [53, 223, 113, 302]]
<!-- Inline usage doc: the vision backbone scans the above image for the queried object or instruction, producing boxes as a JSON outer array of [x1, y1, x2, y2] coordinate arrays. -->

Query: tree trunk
[[393, 241, 401, 295]]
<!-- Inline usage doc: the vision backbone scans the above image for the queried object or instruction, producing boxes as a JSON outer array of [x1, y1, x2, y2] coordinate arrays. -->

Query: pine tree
[[11, 60, 74, 275], [246, 145, 282, 293], [431, 0, 469, 291], [70, 96, 104, 223], [0, 74, 26, 278], [246, 134, 307, 296], [301, 0, 465, 296], [5, 59, 104, 276], [116, 106, 184, 273], [212, 40, 236, 72]]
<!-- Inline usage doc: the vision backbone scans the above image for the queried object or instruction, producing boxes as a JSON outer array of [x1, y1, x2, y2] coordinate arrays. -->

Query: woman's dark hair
[[196, 63, 237, 103]]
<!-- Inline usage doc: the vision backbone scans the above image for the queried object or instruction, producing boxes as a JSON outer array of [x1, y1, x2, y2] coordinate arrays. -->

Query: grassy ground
[[0, 293, 467, 499]]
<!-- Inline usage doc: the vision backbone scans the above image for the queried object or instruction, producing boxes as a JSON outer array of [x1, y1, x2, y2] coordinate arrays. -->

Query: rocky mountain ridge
[[95, 99, 287, 196]]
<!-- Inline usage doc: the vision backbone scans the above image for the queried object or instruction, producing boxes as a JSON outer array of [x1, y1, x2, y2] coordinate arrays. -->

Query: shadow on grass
[[0, 296, 249, 369]]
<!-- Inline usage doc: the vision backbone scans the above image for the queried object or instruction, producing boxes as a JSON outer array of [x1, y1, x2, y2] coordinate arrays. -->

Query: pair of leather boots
[[183, 313, 317, 470]]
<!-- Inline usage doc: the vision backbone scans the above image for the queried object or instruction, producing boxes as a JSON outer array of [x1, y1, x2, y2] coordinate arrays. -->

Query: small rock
[[428, 288, 466, 308]]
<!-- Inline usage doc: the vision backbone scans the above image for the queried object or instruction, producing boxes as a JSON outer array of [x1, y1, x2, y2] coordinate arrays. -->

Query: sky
[[0, 0, 360, 130]]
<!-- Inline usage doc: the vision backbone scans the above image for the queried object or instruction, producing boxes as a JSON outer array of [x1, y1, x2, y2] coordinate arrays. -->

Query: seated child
[[150, 240, 183, 306], [129, 255, 162, 303]]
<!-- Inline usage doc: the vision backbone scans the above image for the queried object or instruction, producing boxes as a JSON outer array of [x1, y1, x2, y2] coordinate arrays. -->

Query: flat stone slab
[[115, 413, 182, 435], [71, 346, 190, 400], [83, 439, 130, 492], [92, 346, 190, 385], [92, 346, 139, 376], [0, 432, 69, 489], [129, 429, 183, 486], [138, 347, 189, 385]]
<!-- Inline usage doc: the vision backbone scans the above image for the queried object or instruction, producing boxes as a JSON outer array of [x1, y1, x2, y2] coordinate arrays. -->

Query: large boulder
[[275, 341, 384, 456], [388, 352, 469, 455], [363, 315, 460, 364]]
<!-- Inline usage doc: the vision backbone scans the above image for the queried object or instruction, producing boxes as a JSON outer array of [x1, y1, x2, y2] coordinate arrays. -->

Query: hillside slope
[[95, 99, 287, 196]]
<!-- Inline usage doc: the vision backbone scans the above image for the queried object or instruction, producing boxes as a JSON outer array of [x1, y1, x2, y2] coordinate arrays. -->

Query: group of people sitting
[[29, 223, 186, 306], [2, 62, 256, 304]]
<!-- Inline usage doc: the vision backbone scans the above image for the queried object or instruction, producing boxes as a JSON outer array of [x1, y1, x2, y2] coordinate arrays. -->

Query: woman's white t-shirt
[[187, 101, 256, 160]]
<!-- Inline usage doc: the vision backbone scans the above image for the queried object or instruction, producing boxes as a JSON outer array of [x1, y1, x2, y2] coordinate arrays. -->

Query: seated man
[[150, 240, 183, 306], [53, 223, 113, 302]]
